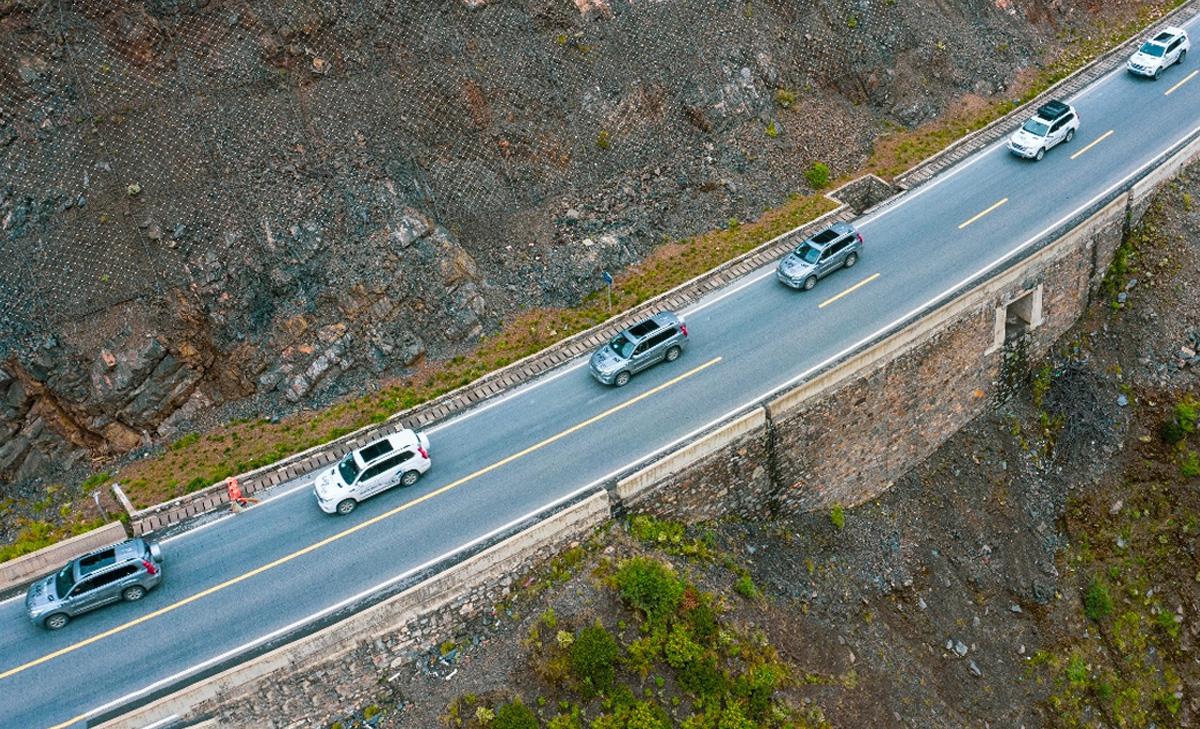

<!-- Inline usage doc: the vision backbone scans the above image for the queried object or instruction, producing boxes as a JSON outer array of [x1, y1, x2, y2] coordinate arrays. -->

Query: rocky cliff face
[[0, 0, 1142, 486]]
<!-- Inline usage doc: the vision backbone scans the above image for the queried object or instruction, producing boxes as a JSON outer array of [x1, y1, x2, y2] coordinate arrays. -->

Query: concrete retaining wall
[[616, 408, 772, 520], [98, 490, 610, 729], [0, 522, 127, 594]]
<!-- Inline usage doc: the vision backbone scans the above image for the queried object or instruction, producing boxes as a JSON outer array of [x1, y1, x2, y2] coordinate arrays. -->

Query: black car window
[[633, 341, 649, 355], [1167, 39, 1181, 52], [827, 240, 847, 256], [795, 243, 821, 264], [110, 565, 139, 582], [359, 439, 394, 463], [609, 334, 635, 359], [811, 228, 839, 244], [645, 330, 673, 348], [359, 462, 389, 483], [377, 452, 411, 472], [68, 575, 101, 597], [78, 548, 116, 574], [337, 452, 361, 485]]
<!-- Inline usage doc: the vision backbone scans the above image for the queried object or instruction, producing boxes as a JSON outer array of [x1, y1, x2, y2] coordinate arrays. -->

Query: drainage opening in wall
[[990, 285, 1043, 352]]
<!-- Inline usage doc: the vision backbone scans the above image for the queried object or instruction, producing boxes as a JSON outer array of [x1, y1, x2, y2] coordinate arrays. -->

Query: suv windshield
[[1139, 41, 1166, 57], [794, 243, 821, 264], [55, 564, 74, 597], [337, 453, 361, 485], [609, 334, 636, 359], [1021, 118, 1049, 136]]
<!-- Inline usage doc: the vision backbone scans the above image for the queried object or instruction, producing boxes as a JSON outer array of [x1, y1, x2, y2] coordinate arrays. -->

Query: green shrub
[[764, 120, 778, 138], [571, 622, 619, 695], [733, 573, 758, 599], [737, 663, 780, 717], [596, 129, 611, 149], [664, 623, 704, 669], [629, 514, 684, 545], [679, 654, 723, 697], [1174, 398, 1197, 434], [687, 601, 718, 643], [1084, 578, 1113, 621], [1162, 419, 1187, 445], [830, 503, 845, 530], [494, 699, 538, 729], [805, 161, 830, 190], [1181, 449, 1200, 478], [614, 557, 684, 623], [774, 88, 796, 109]]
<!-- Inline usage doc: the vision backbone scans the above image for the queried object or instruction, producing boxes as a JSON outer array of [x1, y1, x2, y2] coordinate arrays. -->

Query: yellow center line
[[818, 272, 880, 309], [1070, 129, 1114, 160], [958, 197, 1008, 230], [1165, 69, 1198, 96], [4, 355, 722, 687]]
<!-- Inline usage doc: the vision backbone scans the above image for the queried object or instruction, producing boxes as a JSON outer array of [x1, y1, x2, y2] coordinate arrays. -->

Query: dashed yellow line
[[958, 198, 1008, 230], [1070, 129, 1114, 160], [4, 355, 723, 692], [1165, 69, 1198, 96], [819, 273, 880, 309]]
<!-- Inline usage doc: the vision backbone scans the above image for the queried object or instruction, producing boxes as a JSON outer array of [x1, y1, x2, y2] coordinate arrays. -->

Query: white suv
[[1008, 100, 1079, 161], [313, 429, 431, 514], [1127, 26, 1189, 80]]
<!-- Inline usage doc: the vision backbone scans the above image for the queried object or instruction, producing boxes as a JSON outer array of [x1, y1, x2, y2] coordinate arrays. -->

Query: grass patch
[[0, 517, 107, 563]]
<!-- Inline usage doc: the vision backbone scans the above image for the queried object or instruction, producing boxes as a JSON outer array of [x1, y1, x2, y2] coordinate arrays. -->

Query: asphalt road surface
[[3, 17, 1200, 728]]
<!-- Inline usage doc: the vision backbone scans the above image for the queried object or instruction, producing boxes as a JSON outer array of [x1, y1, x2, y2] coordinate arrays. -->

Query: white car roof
[[352, 429, 421, 467]]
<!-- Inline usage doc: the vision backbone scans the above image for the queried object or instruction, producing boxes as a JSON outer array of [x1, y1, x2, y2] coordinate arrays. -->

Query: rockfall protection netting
[[0, 0, 970, 354]]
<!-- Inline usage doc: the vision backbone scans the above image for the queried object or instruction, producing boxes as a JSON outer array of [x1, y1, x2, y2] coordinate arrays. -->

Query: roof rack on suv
[[1036, 100, 1071, 121]]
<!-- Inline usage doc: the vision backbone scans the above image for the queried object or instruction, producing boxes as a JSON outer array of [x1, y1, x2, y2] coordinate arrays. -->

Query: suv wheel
[[803, 275, 817, 291], [336, 498, 357, 515], [1154, 66, 1162, 80], [1064, 128, 1075, 143], [44, 613, 70, 630], [1034, 147, 1045, 162], [664, 345, 682, 363], [401, 470, 420, 487], [122, 585, 146, 602], [614, 371, 631, 387], [844, 252, 858, 268], [1180, 49, 1187, 64]]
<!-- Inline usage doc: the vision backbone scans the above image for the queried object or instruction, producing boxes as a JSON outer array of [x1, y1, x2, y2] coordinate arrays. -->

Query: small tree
[[571, 622, 619, 695], [805, 161, 831, 190], [494, 699, 538, 729]]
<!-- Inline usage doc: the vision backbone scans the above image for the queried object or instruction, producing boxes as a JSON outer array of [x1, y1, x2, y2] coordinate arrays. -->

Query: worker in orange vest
[[226, 476, 260, 513]]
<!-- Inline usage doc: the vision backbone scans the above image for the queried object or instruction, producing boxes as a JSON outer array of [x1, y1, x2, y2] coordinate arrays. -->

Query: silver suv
[[25, 537, 163, 630], [776, 222, 863, 290], [590, 311, 689, 387]]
